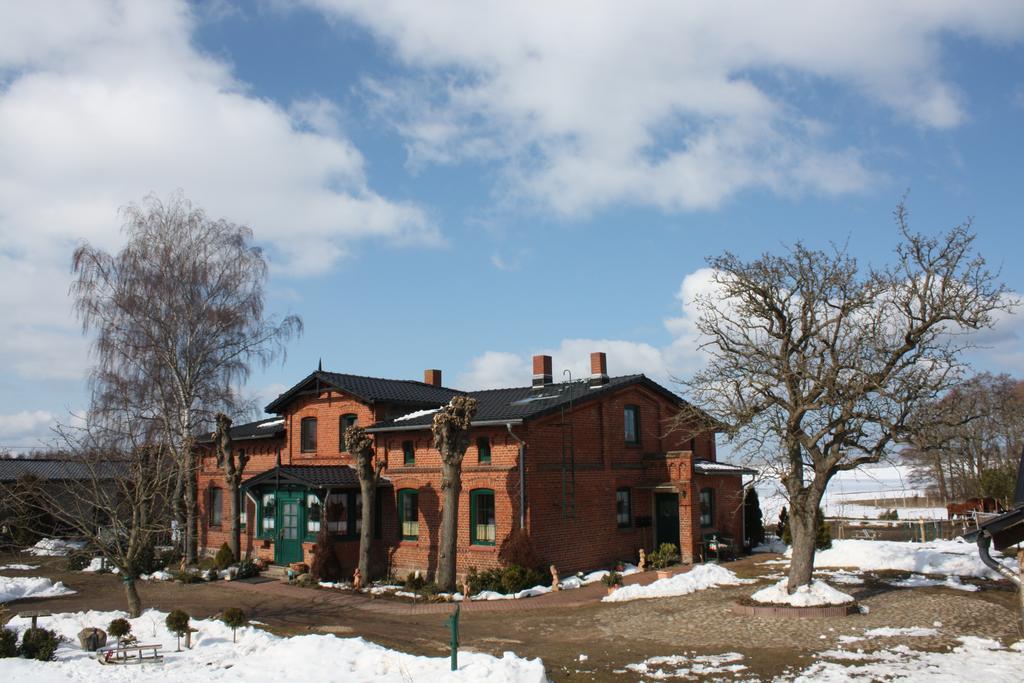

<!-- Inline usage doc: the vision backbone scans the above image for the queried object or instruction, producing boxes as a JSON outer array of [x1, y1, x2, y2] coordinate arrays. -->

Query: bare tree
[[432, 395, 477, 591], [906, 373, 1024, 506], [345, 425, 385, 583], [71, 192, 302, 563], [214, 413, 249, 562], [682, 203, 1013, 592], [5, 401, 177, 617]]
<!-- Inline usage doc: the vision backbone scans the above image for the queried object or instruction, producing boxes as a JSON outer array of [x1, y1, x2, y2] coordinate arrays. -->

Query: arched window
[[300, 416, 317, 452], [398, 489, 419, 540], [339, 413, 358, 450], [470, 489, 496, 545]]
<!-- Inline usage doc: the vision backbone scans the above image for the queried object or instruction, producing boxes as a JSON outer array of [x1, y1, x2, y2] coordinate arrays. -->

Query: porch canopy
[[241, 465, 374, 491]]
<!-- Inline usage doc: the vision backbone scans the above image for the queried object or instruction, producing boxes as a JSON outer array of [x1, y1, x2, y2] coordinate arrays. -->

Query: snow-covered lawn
[[886, 573, 979, 592], [624, 652, 747, 679], [751, 578, 853, 606], [809, 538, 1016, 579], [602, 564, 752, 603], [0, 576, 75, 602], [0, 563, 39, 570], [0, 609, 548, 682]]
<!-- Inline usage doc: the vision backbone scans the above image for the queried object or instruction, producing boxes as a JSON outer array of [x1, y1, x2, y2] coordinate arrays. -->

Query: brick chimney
[[532, 355, 553, 388], [589, 351, 608, 386], [424, 369, 442, 387]]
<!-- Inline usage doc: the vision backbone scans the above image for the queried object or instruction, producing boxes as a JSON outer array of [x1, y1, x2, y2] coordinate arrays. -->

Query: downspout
[[507, 423, 527, 530], [977, 531, 1021, 586]]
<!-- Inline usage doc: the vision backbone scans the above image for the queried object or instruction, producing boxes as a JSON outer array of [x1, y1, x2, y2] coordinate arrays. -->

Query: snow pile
[[472, 585, 550, 601], [797, 538, 1017, 579], [751, 578, 853, 606], [0, 576, 75, 603], [626, 652, 746, 679], [82, 557, 119, 573], [26, 538, 86, 556], [863, 626, 939, 638], [795, 636, 1024, 682], [602, 564, 751, 603], [0, 563, 39, 570], [141, 570, 174, 581], [0, 609, 548, 682], [817, 570, 864, 585], [886, 573, 979, 592]]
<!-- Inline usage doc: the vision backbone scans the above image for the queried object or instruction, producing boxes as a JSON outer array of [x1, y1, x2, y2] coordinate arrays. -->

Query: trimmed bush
[[465, 565, 543, 595], [221, 608, 247, 643], [165, 610, 190, 651], [214, 543, 235, 571], [0, 628, 17, 658], [107, 618, 131, 646], [404, 571, 426, 591], [19, 627, 62, 661]]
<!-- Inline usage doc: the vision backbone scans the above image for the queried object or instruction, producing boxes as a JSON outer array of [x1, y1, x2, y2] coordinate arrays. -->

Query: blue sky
[[1, 1, 1023, 450]]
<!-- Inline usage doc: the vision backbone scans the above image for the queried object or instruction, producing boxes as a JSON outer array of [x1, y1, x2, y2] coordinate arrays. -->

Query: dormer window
[[300, 417, 317, 452]]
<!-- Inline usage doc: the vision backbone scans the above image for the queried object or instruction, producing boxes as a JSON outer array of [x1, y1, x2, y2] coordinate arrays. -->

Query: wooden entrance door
[[274, 491, 304, 565], [655, 492, 680, 549]]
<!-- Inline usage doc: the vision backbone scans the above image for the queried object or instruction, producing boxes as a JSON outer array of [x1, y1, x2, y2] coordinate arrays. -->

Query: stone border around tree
[[731, 600, 860, 619]]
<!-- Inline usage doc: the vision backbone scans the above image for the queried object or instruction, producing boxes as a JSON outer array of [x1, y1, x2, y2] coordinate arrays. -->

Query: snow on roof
[[693, 459, 756, 475], [395, 407, 440, 422], [257, 419, 284, 429]]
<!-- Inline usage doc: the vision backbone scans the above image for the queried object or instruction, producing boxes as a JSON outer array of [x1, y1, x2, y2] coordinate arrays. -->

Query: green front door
[[275, 491, 305, 565], [655, 492, 680, 549]]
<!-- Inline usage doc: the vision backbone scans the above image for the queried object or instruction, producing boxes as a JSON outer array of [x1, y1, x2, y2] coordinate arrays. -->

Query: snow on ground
[[807, 538, 1017, 579], [0, 576, 75, 602], [602, 564, 752, 603], [751, 578, 853, 606], [0, 609, 548, 683], [26, 538, 87, 556], [862, 626, 939, 638], [625, 652, 747, 679], [795, 637, 1024, 682], [83, 557, 119, 573], [0, 563, 39, 570], [885, 573, 979, 592]]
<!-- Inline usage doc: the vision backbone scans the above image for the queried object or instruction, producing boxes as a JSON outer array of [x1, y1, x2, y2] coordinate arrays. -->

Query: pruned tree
[[432, 395, 477, 591], [681, 202, 1013, 592], [71, 192, 302, 563], [214, 413, 249, 561], [345, 425, 384, 583]]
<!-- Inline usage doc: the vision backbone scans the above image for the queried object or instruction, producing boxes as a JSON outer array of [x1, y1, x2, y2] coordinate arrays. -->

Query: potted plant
[[650, 543, 679, 579], [601, 570, 622, 594]]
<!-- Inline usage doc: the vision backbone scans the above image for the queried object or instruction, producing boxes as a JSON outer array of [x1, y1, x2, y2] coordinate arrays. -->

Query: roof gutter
[[976, 530, 1020, 586], [366, 418, 524, 434]]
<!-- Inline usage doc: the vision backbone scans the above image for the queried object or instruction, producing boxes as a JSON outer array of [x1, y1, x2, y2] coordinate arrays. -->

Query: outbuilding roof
[[0, 458, 126, 483], [264, 370, 461, 414]]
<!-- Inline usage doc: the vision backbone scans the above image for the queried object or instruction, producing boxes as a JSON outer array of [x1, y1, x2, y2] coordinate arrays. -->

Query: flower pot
[[606, 585, 619, 595], [656, 569, 672, 580]]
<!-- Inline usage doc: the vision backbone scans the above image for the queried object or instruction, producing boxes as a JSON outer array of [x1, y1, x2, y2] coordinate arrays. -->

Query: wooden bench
[[98, 643, 164, 664]]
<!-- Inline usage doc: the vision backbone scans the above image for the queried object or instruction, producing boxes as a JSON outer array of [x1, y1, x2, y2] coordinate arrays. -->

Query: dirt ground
[[2, 552, 1020, 681]]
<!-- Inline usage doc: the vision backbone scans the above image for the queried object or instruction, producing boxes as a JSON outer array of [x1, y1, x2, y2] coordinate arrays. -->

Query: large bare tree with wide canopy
[[682, 203, 1014, 592], [71, 192, 302, 563]]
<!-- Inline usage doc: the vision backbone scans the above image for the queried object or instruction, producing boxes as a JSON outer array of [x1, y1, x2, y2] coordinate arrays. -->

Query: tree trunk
[[124, 577, 142, 618], [359, 477, 375, 582], [436, 459, 461, 592], [228, 482, 241, 562], [184, 457, 198, 564], [1018, 548, 1024, 637], [786, 507, 817, 591], [173, 464, 186, 554]]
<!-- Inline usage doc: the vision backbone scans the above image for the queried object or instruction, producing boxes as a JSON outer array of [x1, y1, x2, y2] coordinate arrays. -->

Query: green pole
[[446, 604, 461, 671]]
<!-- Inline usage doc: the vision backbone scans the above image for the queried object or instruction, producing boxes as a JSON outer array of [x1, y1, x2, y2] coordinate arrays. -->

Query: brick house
[[196, 352, 753, 579]]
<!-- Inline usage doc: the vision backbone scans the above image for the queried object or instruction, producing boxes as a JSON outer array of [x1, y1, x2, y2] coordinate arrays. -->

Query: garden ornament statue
[[550, 564, 560, 591], [638, 548, 646, 572], [352, 567, 362, 591]]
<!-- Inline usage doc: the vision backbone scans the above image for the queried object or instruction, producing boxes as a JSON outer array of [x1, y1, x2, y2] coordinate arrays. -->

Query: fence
[[827, 517, 977, 543]]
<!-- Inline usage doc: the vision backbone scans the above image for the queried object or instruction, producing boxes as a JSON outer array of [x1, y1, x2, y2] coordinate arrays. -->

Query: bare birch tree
[[214, 413, 249, 562], [432, 395, 477, 591], [345, 425, 385, 582], [681, 203, 1013, 592], [71, 192, 302, 563]]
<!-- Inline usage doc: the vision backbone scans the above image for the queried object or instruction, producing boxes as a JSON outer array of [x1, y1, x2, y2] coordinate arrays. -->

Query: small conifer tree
[[221, 608, 247, 643]]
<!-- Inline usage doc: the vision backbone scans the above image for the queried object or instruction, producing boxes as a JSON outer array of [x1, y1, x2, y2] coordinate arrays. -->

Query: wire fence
[[827, 517, 975, 543]]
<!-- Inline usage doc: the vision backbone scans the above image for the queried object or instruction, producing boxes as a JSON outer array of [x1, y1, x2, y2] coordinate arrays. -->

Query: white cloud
[[456, 268, 717, 389], [0, 0, 437, 381], [0, 410, 55, 441], [308, 0, 1024, 215]]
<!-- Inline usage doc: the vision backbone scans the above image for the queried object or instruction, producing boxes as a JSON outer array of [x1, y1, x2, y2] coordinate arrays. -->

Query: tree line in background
[[905, 372, 1024, 507]]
